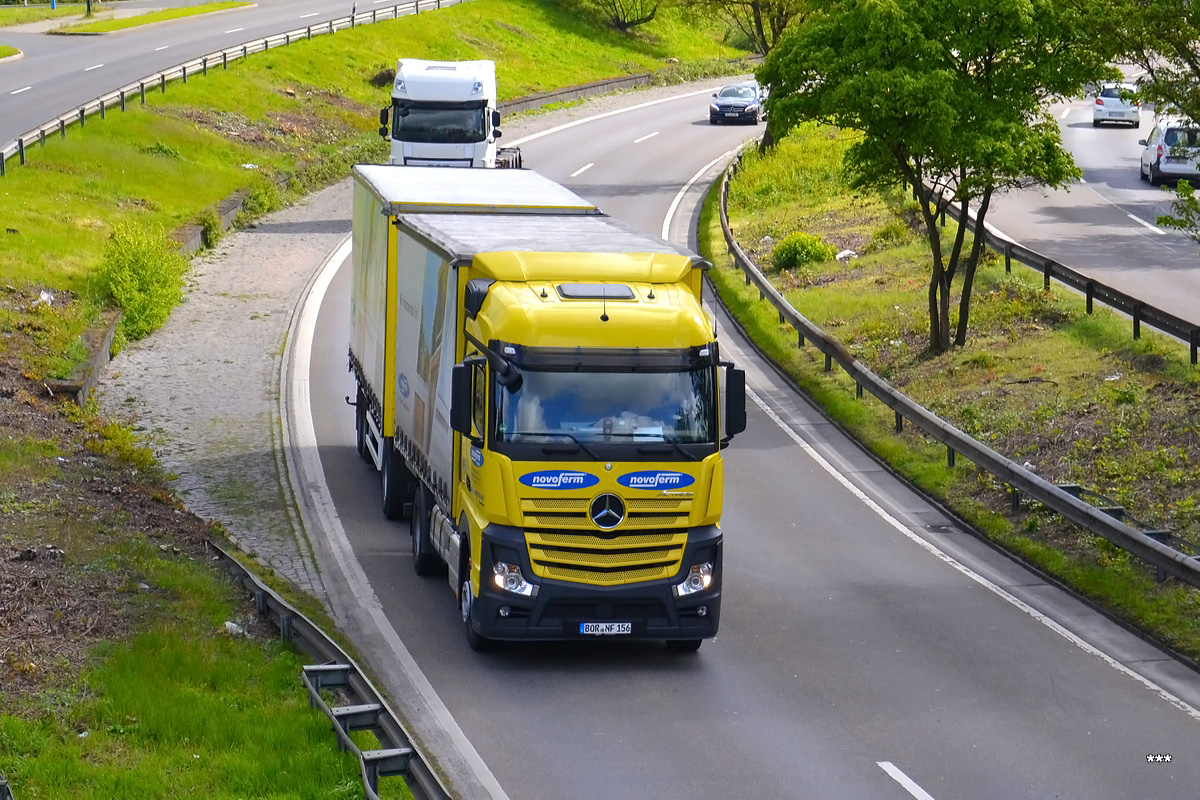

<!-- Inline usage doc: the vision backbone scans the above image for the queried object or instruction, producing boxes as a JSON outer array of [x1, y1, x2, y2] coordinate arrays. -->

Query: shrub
[[772, 231, 837, 272], [197, 209, 223, 249], [98, 224, 188, 342]]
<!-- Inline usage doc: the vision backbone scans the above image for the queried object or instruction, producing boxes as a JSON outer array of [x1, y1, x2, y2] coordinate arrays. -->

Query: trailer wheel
[[666, 639, 703, 653], [380, 446, 414, 521], [411, 485, 440, 576]]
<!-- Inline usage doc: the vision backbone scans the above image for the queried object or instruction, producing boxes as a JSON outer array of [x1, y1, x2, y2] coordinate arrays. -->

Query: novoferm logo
[[617, 471, 696, 490], [519, 470, 600, 490]]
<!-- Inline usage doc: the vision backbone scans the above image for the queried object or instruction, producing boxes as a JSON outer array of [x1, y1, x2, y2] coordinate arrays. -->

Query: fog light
[[673, 562, 714, 597], [697, 605, 707, 617], [493, 562, 538, 597], [499, 606, 511, 618]]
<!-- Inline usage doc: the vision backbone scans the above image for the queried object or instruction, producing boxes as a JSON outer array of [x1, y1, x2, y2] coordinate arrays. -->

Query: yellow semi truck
[[348, 164, 746, 651]]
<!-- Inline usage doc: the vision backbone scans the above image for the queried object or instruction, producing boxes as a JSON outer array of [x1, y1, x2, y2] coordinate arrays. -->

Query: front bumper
[[471, 522, 722, 642], [710, 107, 757, 123]]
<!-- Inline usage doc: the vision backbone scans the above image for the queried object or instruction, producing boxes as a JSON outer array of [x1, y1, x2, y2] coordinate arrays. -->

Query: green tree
[[758, 0, 1113, 352], [681, 0, 810, 56], [592, 0, 662, 30]]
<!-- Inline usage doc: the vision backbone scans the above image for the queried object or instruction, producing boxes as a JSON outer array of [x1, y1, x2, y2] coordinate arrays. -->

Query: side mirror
[[379, 125, 388, 139], [712, 92, 718, 98], [1138, 139, 1148, 146], [450, 365, 473, 436], [494, 129, 503, 140], [723, 366, 746, 438], [492, 109, 501, 127], [379, 107, 389, 125]]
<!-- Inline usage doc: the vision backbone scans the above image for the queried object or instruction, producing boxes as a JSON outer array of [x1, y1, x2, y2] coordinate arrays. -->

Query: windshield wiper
[[509, 430, 601, 460], [598, 431, 700, 461]]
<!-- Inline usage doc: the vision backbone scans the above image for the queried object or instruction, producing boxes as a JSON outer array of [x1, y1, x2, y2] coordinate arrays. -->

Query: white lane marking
[[10, 86, 31, 95], [154, 45, 169, 51], [878, 762, 937, 800], [633, 131, 659, 143], [570, 163, 593, 178], [1127, 212, 1166, 234], [1060, 108, 1070, 119], [662, 147, 740, 240], [84, 64, 104, 72], [293, 237, 510, 799], [225, 27, 244, 33], [746, 386, 1200, 724], [300, 12, 319, 18], [509, 85, 722, 148]]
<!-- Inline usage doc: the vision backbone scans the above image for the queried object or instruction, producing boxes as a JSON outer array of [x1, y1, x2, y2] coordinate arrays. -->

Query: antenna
[[601, 292, 609, 322]]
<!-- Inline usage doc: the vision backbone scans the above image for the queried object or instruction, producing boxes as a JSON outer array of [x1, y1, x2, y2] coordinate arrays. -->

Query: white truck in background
[[377, 58, 523, 168]]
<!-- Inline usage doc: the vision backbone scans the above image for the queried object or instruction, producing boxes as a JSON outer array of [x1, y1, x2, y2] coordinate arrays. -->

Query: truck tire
[[411, 485, 440, 576], [459, 536, 491, 651], [380, 445, 414, 520], [666, 639, 703, 653]]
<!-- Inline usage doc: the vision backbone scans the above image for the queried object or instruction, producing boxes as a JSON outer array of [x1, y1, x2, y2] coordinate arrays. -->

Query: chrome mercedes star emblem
[[589, 493, 625, 530]]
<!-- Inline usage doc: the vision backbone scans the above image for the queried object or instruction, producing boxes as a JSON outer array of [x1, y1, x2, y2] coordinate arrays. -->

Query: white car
[[1138, 115, 1200, 185], [1092, 83, 1140, 128]]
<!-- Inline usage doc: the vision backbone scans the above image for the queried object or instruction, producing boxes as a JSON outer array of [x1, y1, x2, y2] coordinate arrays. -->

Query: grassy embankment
[[0, 3, 99, 29], [0, 1, 753, 796], [701, 126, 1200, 661]]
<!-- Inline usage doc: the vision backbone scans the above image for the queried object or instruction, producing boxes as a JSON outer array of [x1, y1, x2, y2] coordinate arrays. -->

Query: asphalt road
[[301, 93, 1200, 799]]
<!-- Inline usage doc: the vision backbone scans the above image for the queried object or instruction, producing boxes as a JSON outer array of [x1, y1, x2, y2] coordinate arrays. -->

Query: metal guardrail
[[718, 149, 1200, 589], [210, 540, 452, 800], [0, 0, 468, 175]]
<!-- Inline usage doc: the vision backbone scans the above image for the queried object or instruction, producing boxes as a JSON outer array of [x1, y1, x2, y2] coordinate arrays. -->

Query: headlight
[[710, 103, 719, 112], [673, 562, 714, 597], [493, 562, 538, 597], [747, 103, 759, 111]]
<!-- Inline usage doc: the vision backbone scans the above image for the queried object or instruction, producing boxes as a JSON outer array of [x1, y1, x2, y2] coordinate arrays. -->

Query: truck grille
[[521, 497, 690, 586]]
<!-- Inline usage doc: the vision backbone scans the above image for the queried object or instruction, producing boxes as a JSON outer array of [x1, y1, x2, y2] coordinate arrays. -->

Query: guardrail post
[[119, 90, 125, 111], [59, 119, 65, 137], [160, 74, 166, 93], [373, 9, 377, 21], [279, 612, 293, 642], [242, 44, 248, 59], [824, 353, 832, 372], [1, 157, 6, 178], [855, 382, 863, 399], [182, 65, 188, 84], [264, 37, 270, 51], [39, 129, 45, 147], [79, 107, 86, 127], [1144, 531, 1171, 582], [798, 331, 805, 347], [223, 52, 228, 69], [1004, 242, 1012, 273], [1085, 281, 1094, 314], [203, 57, 208, 76], [1010, 486, 1020, 512], [1043, 261, 1052, 290], [778, 311, 784, 324], [938, 206, 946, 227], [100, 98, 105, 119], [894, 411, 903, 433], [17, 138, 25, 166], [947, 446, 956, 467], [1133, 304, 1142, 339], [1191, 329, 1198, 366]]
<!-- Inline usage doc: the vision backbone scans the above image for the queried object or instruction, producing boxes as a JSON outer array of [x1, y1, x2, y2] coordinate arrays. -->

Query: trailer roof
[[401, 212, 709, 272], [353, 165, 600, 215]]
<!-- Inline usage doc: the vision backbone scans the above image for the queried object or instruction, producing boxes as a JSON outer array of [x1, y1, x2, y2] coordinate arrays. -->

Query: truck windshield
[[392, 101, 487, 144], [495, 368, 715, 445]]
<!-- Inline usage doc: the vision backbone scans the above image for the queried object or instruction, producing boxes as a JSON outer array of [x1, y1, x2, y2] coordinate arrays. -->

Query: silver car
[[1138, 115, 1200, 185], [1092, 83, 1140, 128]]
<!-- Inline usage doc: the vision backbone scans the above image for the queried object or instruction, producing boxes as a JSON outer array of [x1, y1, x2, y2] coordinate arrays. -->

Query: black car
[[709, 82, 763, 125]]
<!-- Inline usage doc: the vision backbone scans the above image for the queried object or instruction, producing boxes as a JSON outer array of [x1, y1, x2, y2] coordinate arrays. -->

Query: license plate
[[580, 622, 632, 635], [1165, 156, 1190, 164], [725, 112, 739, 117]]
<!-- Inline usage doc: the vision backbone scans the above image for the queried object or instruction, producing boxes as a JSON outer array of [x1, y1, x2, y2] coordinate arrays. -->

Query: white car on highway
[[1092, 83, 1140, 128], [1138, 115, 1200, 185]]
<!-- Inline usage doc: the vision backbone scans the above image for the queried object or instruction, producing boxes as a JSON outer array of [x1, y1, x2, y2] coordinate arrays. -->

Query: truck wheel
[[354, 388, 370, 462], [460, 550, 491, 651], [666, 639, 703, 653], [411, 485, 440, 576], [380, 446, 413, 520]]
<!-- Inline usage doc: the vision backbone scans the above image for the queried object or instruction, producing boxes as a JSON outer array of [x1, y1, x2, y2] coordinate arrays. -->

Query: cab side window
[[471, 361, 486, 439]]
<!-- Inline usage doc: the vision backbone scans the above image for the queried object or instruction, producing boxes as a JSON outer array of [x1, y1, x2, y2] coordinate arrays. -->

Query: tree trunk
[[954, 189, 993, 346]]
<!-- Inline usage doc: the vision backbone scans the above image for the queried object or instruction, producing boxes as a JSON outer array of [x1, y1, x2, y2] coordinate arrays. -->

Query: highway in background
[[5, 11, 1200, 797], [303, 93, 1200, 798]]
